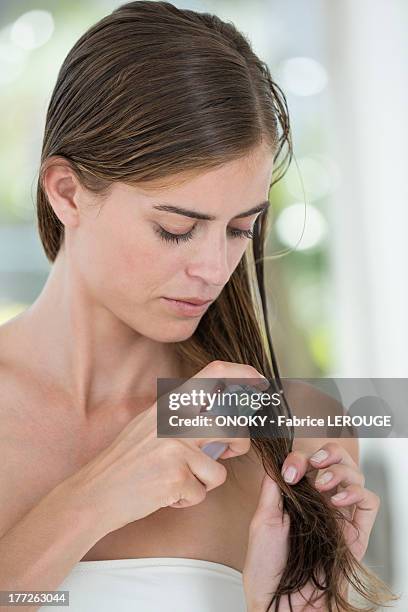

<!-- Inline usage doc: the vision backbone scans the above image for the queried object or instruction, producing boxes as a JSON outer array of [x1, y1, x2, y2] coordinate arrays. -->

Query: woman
[[0, 1, 396, 611]]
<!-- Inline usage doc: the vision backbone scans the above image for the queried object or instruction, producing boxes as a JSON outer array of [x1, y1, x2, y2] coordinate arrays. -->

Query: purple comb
[[201, 441, 228, 460]]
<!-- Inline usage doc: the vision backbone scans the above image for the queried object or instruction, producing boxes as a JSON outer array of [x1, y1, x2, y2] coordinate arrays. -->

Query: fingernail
[[331, 491, 348, 501], [310, 449, 329, 464], [315, 471, 333, 485], [283, 466, 297, 483]]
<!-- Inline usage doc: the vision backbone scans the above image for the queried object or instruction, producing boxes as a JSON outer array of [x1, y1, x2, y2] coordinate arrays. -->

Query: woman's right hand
[[66, 360, 269, 534]]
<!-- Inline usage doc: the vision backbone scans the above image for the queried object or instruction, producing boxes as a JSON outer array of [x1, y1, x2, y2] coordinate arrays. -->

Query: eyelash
[[154, 224, 255, 244]]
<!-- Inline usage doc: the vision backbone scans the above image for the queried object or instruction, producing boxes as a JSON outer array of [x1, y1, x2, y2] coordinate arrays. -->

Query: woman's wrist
[[58, 471, 111, 540]]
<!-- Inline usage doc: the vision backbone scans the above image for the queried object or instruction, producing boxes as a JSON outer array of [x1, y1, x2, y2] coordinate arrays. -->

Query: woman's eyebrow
[[152, 200, 269, 221]]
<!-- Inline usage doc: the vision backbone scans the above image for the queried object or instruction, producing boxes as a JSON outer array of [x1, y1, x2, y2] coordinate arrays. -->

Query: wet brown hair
[[36, 2, 397, 610]]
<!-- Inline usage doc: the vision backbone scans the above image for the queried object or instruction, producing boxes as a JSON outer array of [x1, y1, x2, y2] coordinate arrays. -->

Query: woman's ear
[[41, 157, 82, 229]]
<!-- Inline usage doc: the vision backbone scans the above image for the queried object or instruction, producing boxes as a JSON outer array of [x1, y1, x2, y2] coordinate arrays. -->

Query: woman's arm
[[0, 476, 105, 612]]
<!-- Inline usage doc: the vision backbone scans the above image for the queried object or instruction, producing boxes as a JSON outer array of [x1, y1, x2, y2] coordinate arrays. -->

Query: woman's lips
[[160, 297, 212, 317]]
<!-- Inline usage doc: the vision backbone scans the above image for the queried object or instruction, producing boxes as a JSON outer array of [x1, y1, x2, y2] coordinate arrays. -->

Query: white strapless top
[[40, 557, 247, 611]]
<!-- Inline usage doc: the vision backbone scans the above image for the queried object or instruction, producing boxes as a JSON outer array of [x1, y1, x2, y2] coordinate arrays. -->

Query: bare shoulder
[[0, 316, 38, 425], [0, 316, 60, 536], [0, 312, 32, 388], [0, 316, 28, 422], [0, 321, 28, 535]]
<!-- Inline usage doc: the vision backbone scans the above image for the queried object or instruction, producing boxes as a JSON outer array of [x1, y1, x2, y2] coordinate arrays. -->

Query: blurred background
[[0, 0, 406, 608]]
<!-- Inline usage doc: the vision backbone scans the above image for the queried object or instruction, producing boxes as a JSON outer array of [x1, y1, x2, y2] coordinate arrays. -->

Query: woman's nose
[[186, 238, 231, 286]]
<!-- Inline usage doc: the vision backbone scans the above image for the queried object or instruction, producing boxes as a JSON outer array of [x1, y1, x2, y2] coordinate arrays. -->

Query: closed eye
[[154, 224, 255, 244]]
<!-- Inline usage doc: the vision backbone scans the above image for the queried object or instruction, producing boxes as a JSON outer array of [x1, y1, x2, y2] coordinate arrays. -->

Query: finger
[[281, 449, 310, 484], [331, 485, 381, 561], [309, 441, 359, 471], [353, 489, 381, 538], [188, 363, 270, 416], [331, 483, 378, 513], [196, 360, 270, 391], [167, 474, 207, 508], [165, 469, 208, 508], [166, 440, 233, 507], [159, 363, 268, 433], [167, 444, 230, 507], [313, 463, 365, 492], [351, 491, 381, 561], [185, 447, 228, 492], [161, 377, 218, 418]]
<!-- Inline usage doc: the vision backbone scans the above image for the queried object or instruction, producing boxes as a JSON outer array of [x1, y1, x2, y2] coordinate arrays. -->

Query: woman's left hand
[[242, 441, 380, 611]]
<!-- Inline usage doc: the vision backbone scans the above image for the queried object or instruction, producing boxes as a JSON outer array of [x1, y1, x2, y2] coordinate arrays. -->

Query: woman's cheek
[[230, 242, 248, 271], [117, 235, 180, 292], [119, 233, 155, 273]]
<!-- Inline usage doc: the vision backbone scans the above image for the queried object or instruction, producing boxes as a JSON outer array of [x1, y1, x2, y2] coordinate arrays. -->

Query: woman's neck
[[9, 256, 185, 418]]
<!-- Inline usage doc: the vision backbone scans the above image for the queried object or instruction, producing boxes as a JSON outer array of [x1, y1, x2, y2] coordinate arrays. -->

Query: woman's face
[[68, 143, 274, 342]]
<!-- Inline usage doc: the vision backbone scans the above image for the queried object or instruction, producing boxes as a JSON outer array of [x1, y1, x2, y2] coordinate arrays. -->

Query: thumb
[[243, 473, 290, 599], [251, 473, 285, 526]]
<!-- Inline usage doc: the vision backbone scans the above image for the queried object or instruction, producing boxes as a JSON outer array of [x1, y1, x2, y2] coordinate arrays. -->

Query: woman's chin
[[142, 318, 200, 343], [162, 324, 199, 343]]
